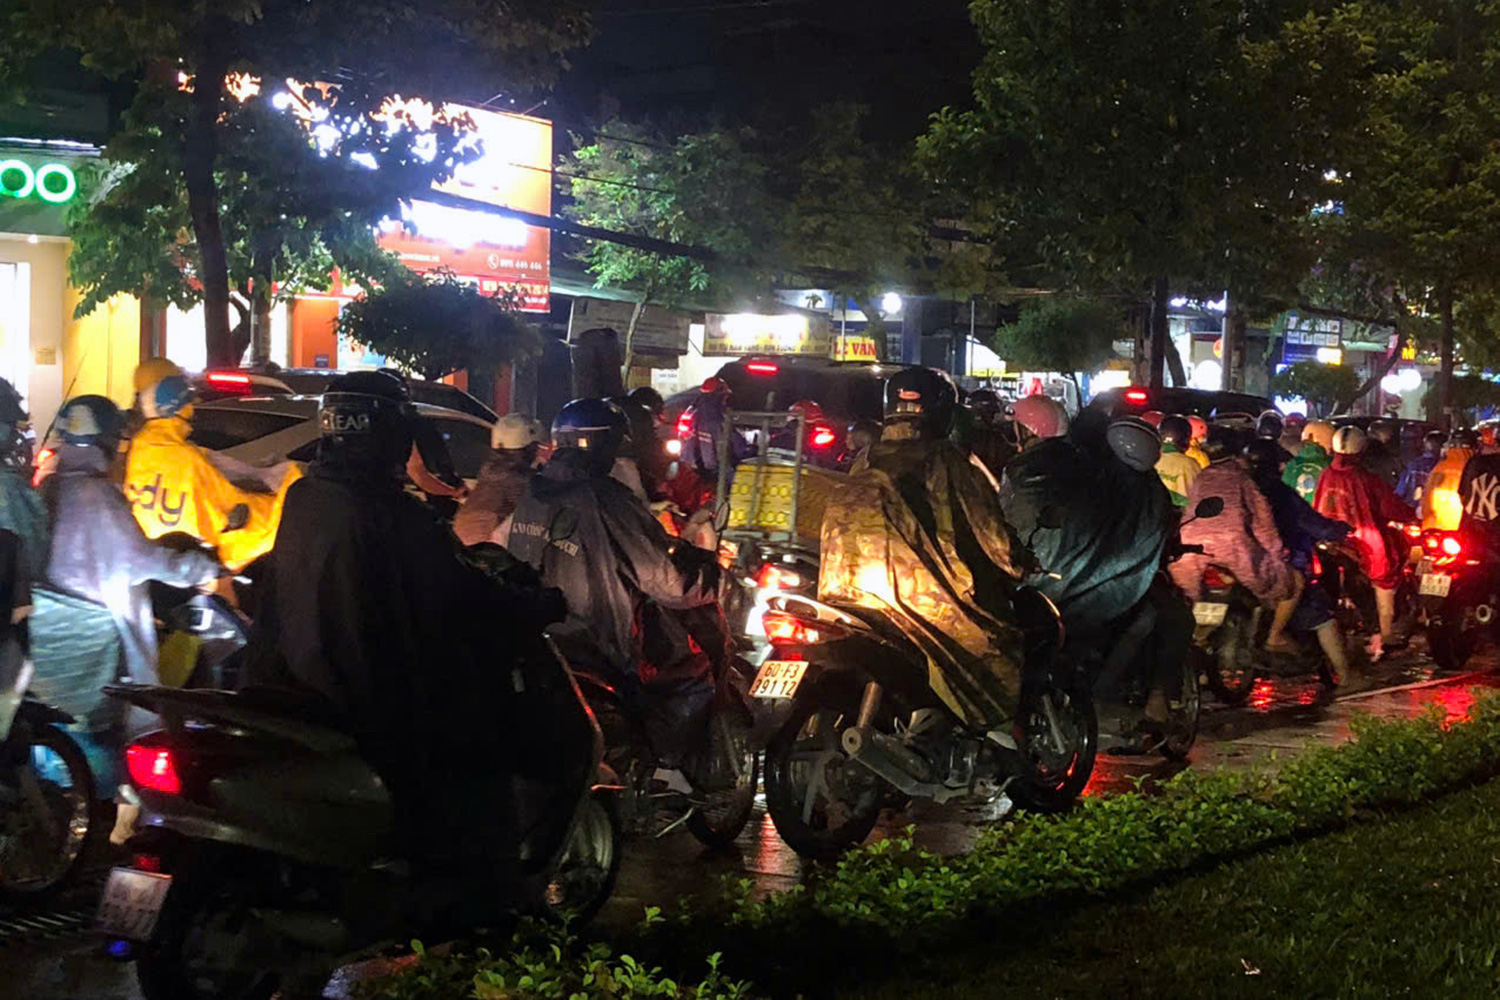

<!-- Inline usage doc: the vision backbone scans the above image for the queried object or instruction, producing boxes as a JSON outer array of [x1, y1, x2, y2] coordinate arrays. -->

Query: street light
[[881, 292, 903, 316]]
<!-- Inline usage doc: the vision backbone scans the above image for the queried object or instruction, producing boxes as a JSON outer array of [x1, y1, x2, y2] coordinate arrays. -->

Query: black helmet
[[318, 370, 414, 479], [967, 387, 1001, 418], [884, 368, 957, 439], [1106, 417, 1161, 472], [57, 395, 123, 451], [552, 398, 629, 472], [1159, 414, 1192, 451], [1452, 428, 1481, 449], [1256, 409, 1284, 440], [627, 385, 665, 420], [1423, 430, 1446, 456], [1203, 424, 1244, 463], [1244, 437, 1285, 478]]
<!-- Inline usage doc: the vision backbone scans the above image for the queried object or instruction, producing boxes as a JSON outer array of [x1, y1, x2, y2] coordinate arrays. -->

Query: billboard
[[703, 313, 831, 357]]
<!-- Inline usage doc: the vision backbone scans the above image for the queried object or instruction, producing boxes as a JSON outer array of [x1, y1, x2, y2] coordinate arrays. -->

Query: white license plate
[[96, 868, 172, 940], [750, 659, 808, 699], [1420, 573, 1452, 598], [1193, 602, 1229, 627]]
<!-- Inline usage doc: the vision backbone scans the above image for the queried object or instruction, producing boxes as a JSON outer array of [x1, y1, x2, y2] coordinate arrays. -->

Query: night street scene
[[6, 0, 1500, 998]]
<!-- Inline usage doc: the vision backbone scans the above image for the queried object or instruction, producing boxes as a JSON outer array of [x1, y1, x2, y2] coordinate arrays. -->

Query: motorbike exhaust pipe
[[1476, 605, 1494, 625], [840, 725, 962, 802]]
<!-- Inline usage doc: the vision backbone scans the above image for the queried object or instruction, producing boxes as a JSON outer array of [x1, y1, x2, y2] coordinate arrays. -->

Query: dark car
[[1088, 385, 1275, 423], [273, 369, 498, 422]]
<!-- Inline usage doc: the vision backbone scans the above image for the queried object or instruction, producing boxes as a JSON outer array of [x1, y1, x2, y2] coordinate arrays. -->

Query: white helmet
[[1332, 425, 1368, 455], [491, 412, 544, 451]]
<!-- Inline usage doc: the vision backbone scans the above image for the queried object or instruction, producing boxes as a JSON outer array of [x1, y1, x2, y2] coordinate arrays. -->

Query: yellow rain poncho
[[125, 416, 301, 570], [818, 433, 1026, 729]]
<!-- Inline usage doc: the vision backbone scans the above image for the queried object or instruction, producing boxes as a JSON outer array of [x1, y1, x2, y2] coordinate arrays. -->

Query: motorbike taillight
[[758, 563, 804, 591], [762, 610, 845, 645], [675, 410, 694, 440], [125, 744, 182, 795]]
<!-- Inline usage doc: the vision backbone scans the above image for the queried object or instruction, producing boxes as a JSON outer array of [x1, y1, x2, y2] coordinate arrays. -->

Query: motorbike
[[96, 633, 621, 1000], [1413, 527, 1496, 671], [0, 633, 101, 903], [755, 584, 1093, 859]]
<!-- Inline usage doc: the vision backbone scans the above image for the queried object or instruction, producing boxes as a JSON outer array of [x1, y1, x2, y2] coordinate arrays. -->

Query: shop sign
[[0, 160, 77, 204], [567, 297, 691, 355], [1282, 312, 1343, 365], [703, 312, 830, 357], [832, 333, 880, 362]]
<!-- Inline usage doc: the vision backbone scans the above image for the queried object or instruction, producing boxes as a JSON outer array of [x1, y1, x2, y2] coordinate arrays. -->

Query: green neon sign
[[0, 160, 78, 204]]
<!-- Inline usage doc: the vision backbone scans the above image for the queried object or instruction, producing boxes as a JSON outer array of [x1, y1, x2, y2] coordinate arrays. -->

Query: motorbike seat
[[103, 684, 357, 754]]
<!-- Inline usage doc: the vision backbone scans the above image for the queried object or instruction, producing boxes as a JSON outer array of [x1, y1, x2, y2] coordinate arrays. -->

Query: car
[[188, 395, 495, 483], [273, 369, 498, 422], [190, 370, 296, 403], [1088, 385, 1276, 423]]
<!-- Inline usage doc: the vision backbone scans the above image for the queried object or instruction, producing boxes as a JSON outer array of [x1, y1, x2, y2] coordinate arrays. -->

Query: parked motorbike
[[756, 584, 1093, 859], [96, 633, 621, 1000], [1414, 527, 1496, 671]]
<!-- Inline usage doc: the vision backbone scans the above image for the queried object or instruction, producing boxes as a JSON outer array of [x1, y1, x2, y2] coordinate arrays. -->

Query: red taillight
[[132, 853, 163, 873], [809, 426, 837, 448], [205, 372, 253, 394], [1202, 566, 1231, 589], [1403, 523, 1423, 540], [1424, 534, 1441, 552], [757, 564, 803, 590], [1124, 388, 1150, 405], [746, 362, 779, 375], [676, 411, 694, 440], [762, 610, 843, 645], [1441, 535, 1463, 557], [31, 447, 53, 488], [126, 745, 181, 795]]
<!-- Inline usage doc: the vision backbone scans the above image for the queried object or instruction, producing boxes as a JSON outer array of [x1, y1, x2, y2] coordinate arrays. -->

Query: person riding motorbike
[[507, 398, 723, 762], [768, 399, 842, 469], [622, 388, 671, 497], [0, 377, 46, 575], [1364, 419, 1404, 488], [820, 368, 1027, 735], [682, 376, 753, 476], [125, 359, 300, 570], [1257, 410, 1294, 465], [245, 372, 558, 912], [1186, 414, 1210, 468], [964, 388, 1015, 476], [453, 413, 544, 546], [1284, 419, 1335, 502], [1279, 412, 1309, 460], [1314, 425, 1416, 657], [1422, 431, 1477, 530], [1397, 430, 1446, 505], [1155, 414, 1201, 507]]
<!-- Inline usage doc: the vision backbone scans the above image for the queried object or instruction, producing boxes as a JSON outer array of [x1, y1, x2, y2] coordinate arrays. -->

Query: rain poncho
[[1172, 459, 1296, 603], [819, 434, 1026, 729], [1397, 452, 1441, 505], [1421, 447, 1473, 530], [125, 416, 301, 570], [1282, 442, 1331, 503], [1314, 455, 1415, 588], [36, 444, 218, 724], [1155, 444, 1200, 507], [453, 450, 534, 546], [999, 437, 1172, 639]]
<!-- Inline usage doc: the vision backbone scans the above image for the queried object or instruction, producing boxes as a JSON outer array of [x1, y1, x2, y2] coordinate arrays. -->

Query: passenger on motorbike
[[820, 368, 1028, 734], [1457, 433, 1500, 550], [1284, 419, 1334, 502], [1155, 415, 1201, 507], [1422, 431, 1477, 530], [1314, 425, 1416, 657], [453, 413, 544, 546], [125, 359, 300, 571], [508, 398, 723, 762], [1397, 431, 1446, 505]]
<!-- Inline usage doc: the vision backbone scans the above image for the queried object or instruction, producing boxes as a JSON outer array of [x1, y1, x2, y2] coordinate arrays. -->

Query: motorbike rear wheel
[[543, 790, 621, 926], [1158, 659, 1200, 761], [764, 682, 884, 859], [1428, 615, 1477, 673], [1011, 673, 1097, 813], [136, 878, 286, 1000], [1205, 609, 1258, 706], [685, 711, 759, 850], [0, 720, 98, 903]]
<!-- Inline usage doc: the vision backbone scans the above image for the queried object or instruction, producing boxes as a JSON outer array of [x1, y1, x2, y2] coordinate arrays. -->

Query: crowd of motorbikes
[[1, 371, 1492, 1000]]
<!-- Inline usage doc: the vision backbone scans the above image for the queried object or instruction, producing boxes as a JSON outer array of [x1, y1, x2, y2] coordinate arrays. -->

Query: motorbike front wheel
[[685, 710, 760, 850], [1011, 673, 1098, 813], [764, 682, 884, 859], [1204, 609, 1258, 705], [0, 720, 98, 903], [543, 790, 622, 926]]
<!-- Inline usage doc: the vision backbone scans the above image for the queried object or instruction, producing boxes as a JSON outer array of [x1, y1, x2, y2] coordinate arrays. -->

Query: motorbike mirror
[[223, 503, 251, 532], [1193, 496, 1225, 520], [714, 499, 731, 533]]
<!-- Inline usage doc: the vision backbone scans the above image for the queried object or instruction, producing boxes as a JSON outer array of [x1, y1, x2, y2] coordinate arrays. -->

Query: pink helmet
[[1187, 415, 1208, 442], [1140, 410, 1165, 428], [1012, 395, 1069, 439]]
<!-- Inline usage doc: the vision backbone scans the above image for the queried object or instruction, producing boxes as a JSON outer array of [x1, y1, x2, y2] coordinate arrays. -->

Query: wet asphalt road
[[7, 639, 1499, 999]]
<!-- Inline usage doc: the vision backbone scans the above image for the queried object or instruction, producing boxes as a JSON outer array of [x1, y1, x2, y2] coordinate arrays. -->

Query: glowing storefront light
[[0, 161, 77, 203]]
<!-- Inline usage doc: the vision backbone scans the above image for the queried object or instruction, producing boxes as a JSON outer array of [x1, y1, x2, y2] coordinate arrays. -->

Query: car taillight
[[809, 426, 837, 449], [746, 361, 779, 375], [676, 411, 694, 440], [31, 447, 53, 488], [1202, 566, 1232, 589], [126, 745, 181, 795], [762, 611, 844, 645], [1124, 388, 1149, 405], [758, 564, 803, 590], [205, 372, 253, 394]]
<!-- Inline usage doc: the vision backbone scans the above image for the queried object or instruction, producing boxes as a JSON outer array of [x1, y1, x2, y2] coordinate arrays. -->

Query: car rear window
[[188, 409, 303, 451], [424, 418, 491, 479]]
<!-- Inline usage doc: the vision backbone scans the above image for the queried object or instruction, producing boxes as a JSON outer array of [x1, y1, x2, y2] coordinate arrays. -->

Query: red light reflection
[[1249, 678, 1276, 712]]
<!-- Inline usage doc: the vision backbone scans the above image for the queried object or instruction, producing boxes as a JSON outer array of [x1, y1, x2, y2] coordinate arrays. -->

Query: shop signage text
[[0, 161, 77, 204]]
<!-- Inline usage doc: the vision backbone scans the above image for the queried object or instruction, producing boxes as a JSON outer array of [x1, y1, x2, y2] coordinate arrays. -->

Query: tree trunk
[[1221, 302, 1246, 393], [228, 295, 252, 366], [1149, 276, 1170, 390], [184, 39, 233, 367], [1337, 329, 1404, 415], [1438, 284, 1455, 431], [249, 285, 273, 366], [1130, 301, 1149, 385], [622, 296, 647, 380]]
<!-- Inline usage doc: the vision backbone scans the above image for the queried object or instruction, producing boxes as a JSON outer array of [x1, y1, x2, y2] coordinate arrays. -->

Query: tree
[[335, 273, 539, 381], [991, 296, 1124, 388], [1270, 362, 1361, 418], [2, 0, 589, 365]]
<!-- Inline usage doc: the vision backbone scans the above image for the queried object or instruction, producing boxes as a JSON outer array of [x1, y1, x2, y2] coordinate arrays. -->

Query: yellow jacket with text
[[125, 417, 301, 570]]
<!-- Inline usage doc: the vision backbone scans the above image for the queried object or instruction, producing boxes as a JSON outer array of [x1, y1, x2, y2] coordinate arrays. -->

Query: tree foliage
[[335, 273, 539, 381], [991, 296, 1124, 381], [1270, 362, 1361, 418]]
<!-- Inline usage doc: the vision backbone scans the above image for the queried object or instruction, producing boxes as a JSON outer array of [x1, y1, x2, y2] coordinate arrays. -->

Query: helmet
[[318, 370, 415, 478], [628, 386, 665, 419], [491, 412, 545, 451], [1158, 414, 1192, 451], [1203, 424, 1245, 463], [1452, 428, 1481, 449], [1283, 412, 1308, 434], [788, 399, 826, 424], [1368, 419, 1396, 445], [1244, 438, 1285, 478], [967, 388, 1001, 418], [137, 359, 195, 420], [57, 395, 123, 449], [1106, 417, 1161, 472], [1011, 394, 1069, 440], [552, 398, 629, 472], [700, 376, 729, 395], [1303, 420, 1335, 452], [1332, 425, 1368, 455], [884, 368, 957, 439], [1187, 415, 1208, 442], [1140, 410, 1165, 428], [1257, 409, 1285, 440], [1423, 430, 1446, 456]]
